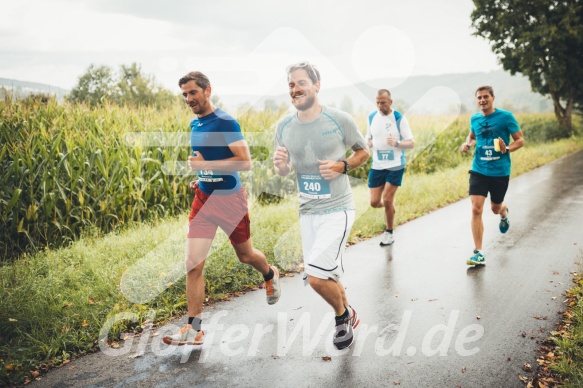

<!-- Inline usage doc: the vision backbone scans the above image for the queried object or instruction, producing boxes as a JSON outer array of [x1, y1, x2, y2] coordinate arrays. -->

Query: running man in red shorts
[[164, 71, 281, 346]]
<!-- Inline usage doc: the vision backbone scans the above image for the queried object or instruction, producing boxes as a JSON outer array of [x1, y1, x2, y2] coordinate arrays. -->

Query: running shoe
[[333, 306, 360, 350], [467, 250, 486, 266], [379, 231, 395, 246], [265, 265, 281, 305], [499, 209, 510, 234], [162, 324, 204, 346]]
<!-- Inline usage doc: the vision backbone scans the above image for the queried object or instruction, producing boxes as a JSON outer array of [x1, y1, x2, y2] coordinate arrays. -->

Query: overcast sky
[[0, 0, 501, 97]]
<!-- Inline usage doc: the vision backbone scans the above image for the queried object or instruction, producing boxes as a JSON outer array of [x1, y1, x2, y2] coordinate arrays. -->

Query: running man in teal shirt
[[461, 85, 525, 265]]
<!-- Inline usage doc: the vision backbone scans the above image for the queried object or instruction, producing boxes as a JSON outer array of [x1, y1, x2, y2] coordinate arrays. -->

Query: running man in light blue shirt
[[461, 85, 524, 266]]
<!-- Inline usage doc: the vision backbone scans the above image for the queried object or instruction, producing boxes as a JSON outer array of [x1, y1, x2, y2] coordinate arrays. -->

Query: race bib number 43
[[298, 174, 331, 199]]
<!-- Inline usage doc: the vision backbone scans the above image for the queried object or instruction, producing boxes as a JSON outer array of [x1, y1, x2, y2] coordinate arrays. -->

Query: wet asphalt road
[[34, 150, 583, 388]]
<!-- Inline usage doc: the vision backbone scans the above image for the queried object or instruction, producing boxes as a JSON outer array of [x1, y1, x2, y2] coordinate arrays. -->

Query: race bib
[[298, 174, 331, 199], [198, 170, 224, 182], [377, 150, 395, 161], [478, 146, 500, 161]]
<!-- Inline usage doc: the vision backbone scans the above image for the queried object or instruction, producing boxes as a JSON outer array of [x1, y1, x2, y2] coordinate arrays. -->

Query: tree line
[[67, 62, 176, 109], [471, 0, 582, 136]]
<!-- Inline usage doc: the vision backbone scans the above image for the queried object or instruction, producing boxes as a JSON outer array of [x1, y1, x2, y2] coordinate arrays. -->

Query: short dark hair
[[475, 85, 494, 97], [377, 89, 391, 98], [178, 71, 211, 89], [286, 62, 320, 84]]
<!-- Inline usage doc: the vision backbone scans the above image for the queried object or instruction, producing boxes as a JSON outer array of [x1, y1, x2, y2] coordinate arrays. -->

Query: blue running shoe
[[467, 250, 486, 266], [499, 209, 510, 234]]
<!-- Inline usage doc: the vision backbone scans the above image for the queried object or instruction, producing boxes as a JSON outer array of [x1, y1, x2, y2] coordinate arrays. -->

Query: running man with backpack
[[366, 89, 415, 246]]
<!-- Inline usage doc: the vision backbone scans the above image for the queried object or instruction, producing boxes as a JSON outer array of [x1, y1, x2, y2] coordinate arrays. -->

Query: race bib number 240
[[298, 174, 331, 199]]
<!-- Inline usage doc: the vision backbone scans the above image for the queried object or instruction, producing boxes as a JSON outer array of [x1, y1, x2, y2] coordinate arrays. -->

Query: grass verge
[[532, 253, 583, 387]]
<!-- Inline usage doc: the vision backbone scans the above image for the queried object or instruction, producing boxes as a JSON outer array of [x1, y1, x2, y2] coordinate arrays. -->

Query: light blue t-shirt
[[470, 108, 520, 177]]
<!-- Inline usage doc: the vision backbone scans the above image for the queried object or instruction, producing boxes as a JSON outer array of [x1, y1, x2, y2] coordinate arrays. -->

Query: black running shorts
[[468, 170, 510, 204]]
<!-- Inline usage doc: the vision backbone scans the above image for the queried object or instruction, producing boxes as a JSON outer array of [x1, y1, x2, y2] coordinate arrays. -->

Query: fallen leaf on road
[[518, 374, 529, 383], [120, 333, 133, 341], [393, 381, 401, 385], [522, 362, 533, 372], [477, 315, 481, 320], [461, 367, 467, 373]]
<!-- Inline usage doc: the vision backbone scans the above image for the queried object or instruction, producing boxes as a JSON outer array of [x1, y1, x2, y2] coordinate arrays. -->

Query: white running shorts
[[300, 210, 355, 284]]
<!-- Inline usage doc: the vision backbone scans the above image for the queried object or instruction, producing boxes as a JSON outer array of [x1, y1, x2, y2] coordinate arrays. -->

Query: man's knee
[[382, 195, 395, 208], [236, 247, 260, 265], [185, 258, 205, 274], [491, 203, 503, 214], [307, 274, 325, 289], [237, 252, 253, 264], [471, 204, 484, 216], [370, 199, 382, 208]]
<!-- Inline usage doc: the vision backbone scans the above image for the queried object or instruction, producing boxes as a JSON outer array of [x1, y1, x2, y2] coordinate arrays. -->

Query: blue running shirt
[[190, 108, 245, 194]]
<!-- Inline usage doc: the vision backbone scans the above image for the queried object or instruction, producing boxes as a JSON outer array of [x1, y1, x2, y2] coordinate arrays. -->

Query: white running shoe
[[379, 231, 395, 246], [265, 266, 281, 305], [162, 324, 204, 346]]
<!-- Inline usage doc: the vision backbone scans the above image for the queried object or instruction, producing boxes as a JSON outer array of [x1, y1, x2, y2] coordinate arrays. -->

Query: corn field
[[0, 97, 195, 260]]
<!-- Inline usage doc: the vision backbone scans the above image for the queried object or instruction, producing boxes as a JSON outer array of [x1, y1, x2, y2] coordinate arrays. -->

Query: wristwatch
[[342, 160, 350, 174], [396, 140, 401, 148]]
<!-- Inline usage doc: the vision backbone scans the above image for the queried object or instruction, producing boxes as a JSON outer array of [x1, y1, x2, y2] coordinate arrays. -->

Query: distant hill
[[221, 70, 553, 115], [0, 78, 69, 101], [1, 70, 552, 114]]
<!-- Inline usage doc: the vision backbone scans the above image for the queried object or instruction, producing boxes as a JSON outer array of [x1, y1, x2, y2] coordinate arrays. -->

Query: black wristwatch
[[342, 160, 350, 174]]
